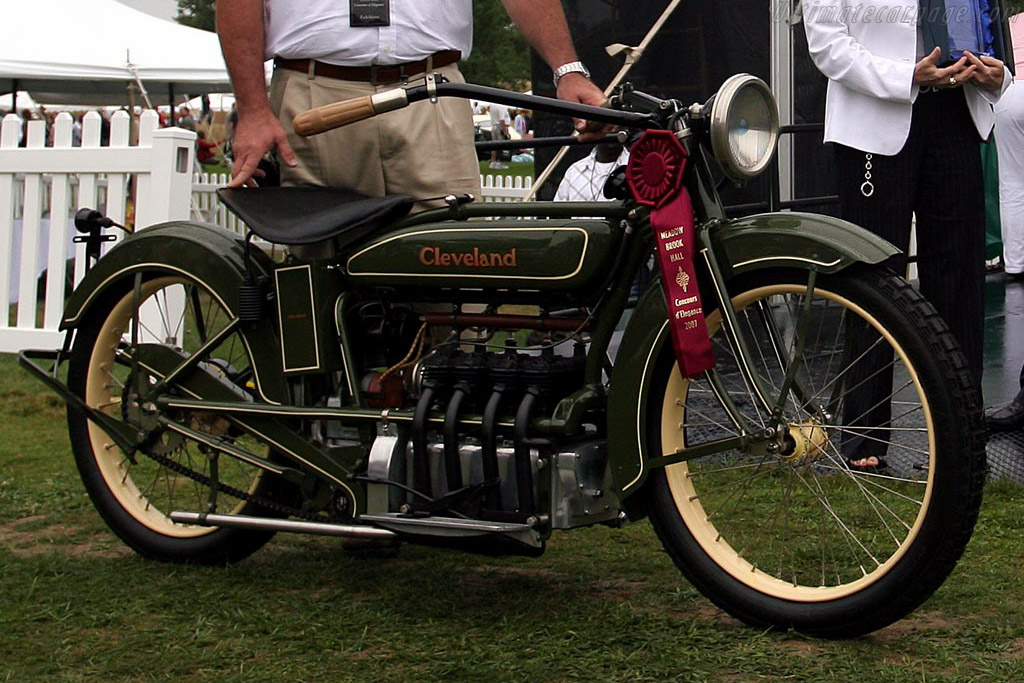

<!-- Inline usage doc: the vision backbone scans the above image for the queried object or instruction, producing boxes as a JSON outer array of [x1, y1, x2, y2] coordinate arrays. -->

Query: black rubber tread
[[66, 277, 290, 565], [645, 266, 986, 638]]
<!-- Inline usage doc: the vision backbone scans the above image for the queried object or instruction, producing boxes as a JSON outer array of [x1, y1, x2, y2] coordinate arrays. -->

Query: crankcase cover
[[344, 219, 617, 292]]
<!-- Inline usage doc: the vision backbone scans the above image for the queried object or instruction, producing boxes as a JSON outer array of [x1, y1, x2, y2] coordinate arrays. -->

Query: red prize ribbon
[[626, 130, 715, 378]]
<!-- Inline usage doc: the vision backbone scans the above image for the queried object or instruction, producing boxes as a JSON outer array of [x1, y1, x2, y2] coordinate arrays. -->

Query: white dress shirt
[[803, 0, 1010, 155], [555, 148, 631, 202], [265, 0, 473, 66]]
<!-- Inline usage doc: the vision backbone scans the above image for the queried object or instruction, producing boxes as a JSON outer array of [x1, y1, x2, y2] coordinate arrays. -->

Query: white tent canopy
[[0, 0, 232, 106]]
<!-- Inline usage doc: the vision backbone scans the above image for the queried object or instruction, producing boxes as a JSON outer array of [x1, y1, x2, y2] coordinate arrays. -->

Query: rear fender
[[61, 221, 288, 405]]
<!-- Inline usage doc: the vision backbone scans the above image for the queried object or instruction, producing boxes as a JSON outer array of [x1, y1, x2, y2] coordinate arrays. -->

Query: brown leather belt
[[274, 50, 461, 84]]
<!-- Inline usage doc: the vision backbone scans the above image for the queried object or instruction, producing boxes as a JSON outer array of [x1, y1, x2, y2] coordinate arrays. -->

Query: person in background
[[224, 104, 238, 162], [44, 111, 56, 147], [554, 141, 628, 202], [17, 108, 33, 147], [987, 365, 1024, 431], [488, 101, 512, 170], [803, 0, 1012, 470], [196, 130, 220, 167], [995, 81, 1024, 280], [514, 108, 532, 138], [177, 107, 196, 131], [200, 94, 213, 124], [986, 77, 1024, 432], [71, 113, 82, 147]]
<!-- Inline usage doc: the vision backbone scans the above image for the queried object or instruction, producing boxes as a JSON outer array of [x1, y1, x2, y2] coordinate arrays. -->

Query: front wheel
[[645, 267, 985, 637]]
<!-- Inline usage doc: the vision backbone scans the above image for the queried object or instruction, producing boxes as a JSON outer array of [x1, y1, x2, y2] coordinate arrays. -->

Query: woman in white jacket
[[803, 0, 1011, 468]]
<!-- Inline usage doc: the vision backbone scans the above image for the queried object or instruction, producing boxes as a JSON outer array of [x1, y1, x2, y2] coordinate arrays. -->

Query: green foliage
[[176, 0, 215, 32], [461, 0, 532, 89]]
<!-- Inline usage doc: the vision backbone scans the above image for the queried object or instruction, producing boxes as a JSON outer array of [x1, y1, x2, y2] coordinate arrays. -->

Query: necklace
[[589, 160, 617, 200]]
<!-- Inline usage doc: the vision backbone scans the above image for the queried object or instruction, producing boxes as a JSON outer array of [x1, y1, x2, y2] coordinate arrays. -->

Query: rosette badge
[[625, 129, 714, 378], [626, 130, 688, 207]]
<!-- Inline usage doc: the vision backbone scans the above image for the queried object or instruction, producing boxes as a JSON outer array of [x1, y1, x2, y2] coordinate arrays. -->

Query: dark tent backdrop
[[531, 0, 780, 204]]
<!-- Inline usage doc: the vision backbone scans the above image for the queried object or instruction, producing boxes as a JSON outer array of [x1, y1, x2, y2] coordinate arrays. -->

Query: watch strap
[[552, 61, 590, 87]]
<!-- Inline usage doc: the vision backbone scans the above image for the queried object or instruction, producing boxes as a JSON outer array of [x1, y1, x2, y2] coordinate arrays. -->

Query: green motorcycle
[[21, 75, 985, 638]]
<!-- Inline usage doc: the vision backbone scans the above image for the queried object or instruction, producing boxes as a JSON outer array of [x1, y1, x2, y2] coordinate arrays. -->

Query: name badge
[[350, 0, 390, 27]]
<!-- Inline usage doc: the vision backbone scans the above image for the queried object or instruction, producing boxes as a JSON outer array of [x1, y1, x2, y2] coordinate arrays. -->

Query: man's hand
[[962, 52, 1006, 92], [500, 0, 613, 141], [914, 47, 975, 89], [216, 0, 298, 188], [227, 107, 297, 188], [556, 72, 612, 142]]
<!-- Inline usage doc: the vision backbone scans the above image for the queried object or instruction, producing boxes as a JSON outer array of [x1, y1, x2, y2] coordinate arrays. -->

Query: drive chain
[[142, 448, 321, 522]]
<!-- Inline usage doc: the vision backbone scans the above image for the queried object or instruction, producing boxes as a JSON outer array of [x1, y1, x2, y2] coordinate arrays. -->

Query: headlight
[[708, 74, 779, 181]]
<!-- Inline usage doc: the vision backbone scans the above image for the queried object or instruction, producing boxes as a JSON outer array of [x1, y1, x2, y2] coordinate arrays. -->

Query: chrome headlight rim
[[708, 74, 780, 182]]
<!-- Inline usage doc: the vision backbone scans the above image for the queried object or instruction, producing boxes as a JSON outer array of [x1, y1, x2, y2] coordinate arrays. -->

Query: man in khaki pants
[[217, 0, 605, 202]]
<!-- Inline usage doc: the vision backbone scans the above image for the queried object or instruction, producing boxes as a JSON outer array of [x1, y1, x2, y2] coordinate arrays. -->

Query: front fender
[[607, 211, 898, 516], [61, 221, 288, 405], [713, 211, 899, 277]]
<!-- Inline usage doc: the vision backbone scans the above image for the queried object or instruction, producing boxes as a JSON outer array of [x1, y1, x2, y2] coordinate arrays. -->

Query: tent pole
[[128, 83, 138, 144], [523, 0, 686, 201], [169, 84, 176, 125], [11, 79, 18, 113]]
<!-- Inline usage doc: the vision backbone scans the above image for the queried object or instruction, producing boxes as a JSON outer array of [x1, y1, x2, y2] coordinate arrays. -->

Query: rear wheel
[[67, 274, 290, 564], [646, 267, 985, 637]]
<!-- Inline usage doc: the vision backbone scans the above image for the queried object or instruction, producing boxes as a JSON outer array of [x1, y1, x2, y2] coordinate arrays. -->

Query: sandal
[[846, 456, 889, 473]]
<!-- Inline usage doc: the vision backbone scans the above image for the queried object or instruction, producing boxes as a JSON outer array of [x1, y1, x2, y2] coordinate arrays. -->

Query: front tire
[[646, 267, 985, 637]]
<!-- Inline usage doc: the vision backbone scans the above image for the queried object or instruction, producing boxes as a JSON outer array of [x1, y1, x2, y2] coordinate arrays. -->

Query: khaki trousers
[[270, 62, 482, 205]]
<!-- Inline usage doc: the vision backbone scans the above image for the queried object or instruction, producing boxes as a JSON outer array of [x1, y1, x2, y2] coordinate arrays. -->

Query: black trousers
[[835, 87, 985, 459]]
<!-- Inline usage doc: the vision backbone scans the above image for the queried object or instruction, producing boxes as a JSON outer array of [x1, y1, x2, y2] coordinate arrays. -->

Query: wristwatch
[[552, 61, 591, 88]]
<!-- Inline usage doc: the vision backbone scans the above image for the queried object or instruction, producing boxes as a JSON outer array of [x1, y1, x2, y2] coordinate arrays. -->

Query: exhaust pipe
[[443, 382, 471, 492], [169, 512, 399, 539], [412, 384, 436, 496], [513, 386, 540, 514]]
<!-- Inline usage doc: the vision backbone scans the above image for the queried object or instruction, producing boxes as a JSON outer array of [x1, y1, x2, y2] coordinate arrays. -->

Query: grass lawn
[[479, 160, 535, 180], [2, 352, 1024, 681], [197, 158, 231, 177]]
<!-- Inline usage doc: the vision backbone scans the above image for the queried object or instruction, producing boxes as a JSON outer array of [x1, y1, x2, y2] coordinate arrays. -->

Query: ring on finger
[[949, 76, 958, 86]]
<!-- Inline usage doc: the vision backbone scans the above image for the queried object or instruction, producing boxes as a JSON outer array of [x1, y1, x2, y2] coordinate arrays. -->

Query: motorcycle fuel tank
[[344, 219, 619, 292]]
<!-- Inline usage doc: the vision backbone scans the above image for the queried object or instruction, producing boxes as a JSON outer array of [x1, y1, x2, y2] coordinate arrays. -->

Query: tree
[[176, 0, 215, 32], [460, 0, 532, 89]]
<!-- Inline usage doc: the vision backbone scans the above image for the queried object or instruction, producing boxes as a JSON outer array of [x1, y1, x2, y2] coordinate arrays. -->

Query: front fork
[[655, 147, 826, 464], [684, 219, 825, 457]]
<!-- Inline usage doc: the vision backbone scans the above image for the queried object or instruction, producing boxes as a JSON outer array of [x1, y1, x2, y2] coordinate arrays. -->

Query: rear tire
[[646, 267, 985, 637], [67, 274, 290, 564]]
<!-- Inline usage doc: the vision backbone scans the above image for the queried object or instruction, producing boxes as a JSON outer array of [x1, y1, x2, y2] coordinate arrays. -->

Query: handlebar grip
[[293, 88, 410, 137], [293, 96, 375, 136]]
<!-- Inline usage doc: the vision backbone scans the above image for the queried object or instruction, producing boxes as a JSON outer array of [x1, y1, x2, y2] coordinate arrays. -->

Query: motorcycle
[[20, 75, 985, 638]]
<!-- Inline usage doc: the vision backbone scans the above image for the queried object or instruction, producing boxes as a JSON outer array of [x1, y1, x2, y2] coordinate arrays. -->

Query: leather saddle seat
[[217, 187, 415, 248]]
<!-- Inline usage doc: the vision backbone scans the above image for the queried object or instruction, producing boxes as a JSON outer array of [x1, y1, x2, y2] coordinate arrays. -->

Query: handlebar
[[293, 81, 657, 137]]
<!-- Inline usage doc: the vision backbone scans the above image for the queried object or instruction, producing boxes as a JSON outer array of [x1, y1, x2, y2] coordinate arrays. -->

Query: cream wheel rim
[[662, 283, 935, 602]]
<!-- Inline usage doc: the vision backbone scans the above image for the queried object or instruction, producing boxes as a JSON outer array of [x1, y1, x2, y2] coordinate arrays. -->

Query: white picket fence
[[0, 110, 195, 352], [190, 172, 244, 233], [480, 174, 533, 203]]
